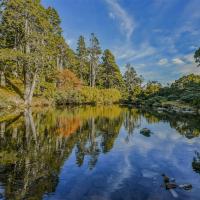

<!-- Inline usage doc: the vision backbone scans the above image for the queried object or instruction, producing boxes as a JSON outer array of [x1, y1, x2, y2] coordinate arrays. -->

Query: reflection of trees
[[0, 105, 126, 199], [192, 151, 200, 174], [75, 106, 125, 169], [140, 109, 200, 139], [0, 109, 68, 199], [1, 106, 199, 199], [123, 108, 141, 135]]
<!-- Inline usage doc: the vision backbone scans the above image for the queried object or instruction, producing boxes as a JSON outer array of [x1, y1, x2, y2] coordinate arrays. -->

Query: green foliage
[[88, 33, 102, 87], [0, 1, 199, 108], [76, 35, 89, 83], [143, 81, 162, 97], [97, 49, 124, 90], [194, 47, 200, 67], [55, 87, 121, 105], [139, 74, 200, 109], [81, 87, 121, 104], [123, 64, 143, 101]]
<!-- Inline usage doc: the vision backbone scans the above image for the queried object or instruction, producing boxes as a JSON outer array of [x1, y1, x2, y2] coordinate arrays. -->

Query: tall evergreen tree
[[194, 47, 200, 67], [98, 49, 124, 89], [46, 7, 62, 36], [0, 0, 60, 105], [88, 33, 101, 87], [76, 35, 89, 83], [123, 63, 143, 100]]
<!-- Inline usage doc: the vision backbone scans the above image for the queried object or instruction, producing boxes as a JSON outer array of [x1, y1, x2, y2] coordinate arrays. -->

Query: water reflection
[[192, 151, 200, 174], [139, 109, 200, 139], [0, 106, 199, 200]]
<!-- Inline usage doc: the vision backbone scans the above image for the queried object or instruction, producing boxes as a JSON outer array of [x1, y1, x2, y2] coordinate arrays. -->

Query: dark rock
[[162, 174, 169, 183], [140, 128, 151, 137], [179, 184, 192, 190], [165, 183, 177, 190]]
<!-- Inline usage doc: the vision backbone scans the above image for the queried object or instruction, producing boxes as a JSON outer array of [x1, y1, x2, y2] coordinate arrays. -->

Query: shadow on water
[[0, 106, 199, 199], [192, 151, 200, 174]]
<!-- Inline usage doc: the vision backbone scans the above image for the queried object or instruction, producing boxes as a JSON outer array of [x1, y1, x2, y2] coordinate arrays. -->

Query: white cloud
[[172, 58, 184, 65], [109, 12, 115, 19], [105, 0, 135, 40], [113, 42, 156, 62], [158, 58, 168, 65], [183, 53, 195, 63], [177, 64, 200, 75]]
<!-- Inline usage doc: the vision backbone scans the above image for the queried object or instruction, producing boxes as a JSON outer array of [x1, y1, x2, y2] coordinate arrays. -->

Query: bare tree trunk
[[28, 108, 37, 142], [24, 70, 31, 106], [24, 108, 37, 142], [0, 71, 6, 87], [90, 62, 92, 87], [92, 64, 96, 87], [56, 56, 59, 69], [24, 109, 31, 141], [27, 72, 37, 106], [0, 122, 6, 138]]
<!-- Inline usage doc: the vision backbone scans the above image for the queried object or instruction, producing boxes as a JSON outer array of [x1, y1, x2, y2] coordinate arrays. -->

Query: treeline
[[135, 74, 200, 109], [0, 0, 200, 107], [0, 0, 126, 106]]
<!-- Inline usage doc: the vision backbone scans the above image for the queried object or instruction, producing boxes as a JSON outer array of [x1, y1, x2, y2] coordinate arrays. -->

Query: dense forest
[[0, 0, 200, 111]]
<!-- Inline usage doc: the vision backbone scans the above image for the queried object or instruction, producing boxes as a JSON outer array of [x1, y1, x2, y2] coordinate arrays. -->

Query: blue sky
[[41, 0, 200, 84]]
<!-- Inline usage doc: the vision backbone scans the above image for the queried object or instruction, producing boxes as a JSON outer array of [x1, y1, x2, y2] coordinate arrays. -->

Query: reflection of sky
[[44, 117, 200, 200], [0, 185, 4, 198]]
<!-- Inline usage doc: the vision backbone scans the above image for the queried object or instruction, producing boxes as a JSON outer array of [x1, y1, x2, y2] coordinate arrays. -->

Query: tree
[[56, 69, 82, 91], [123, 63, 143, 100], [98, 49, 124, 89], [76, 35, 89, 83], [194, 48, 200, 67], [46, 7, 62, 36], [88, 33, 101, 87], [144, 81, 162, 96], [0, 0, 63, 105]]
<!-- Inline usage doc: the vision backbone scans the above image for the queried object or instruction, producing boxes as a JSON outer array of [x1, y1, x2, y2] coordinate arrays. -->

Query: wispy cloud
[[113, 42, 156, 62], [183, 53, 195, 63], [176, 64, 200, 75], [105, 0, 135, 40], [172, 58, 184, 65], [158, 58, 168, 65]]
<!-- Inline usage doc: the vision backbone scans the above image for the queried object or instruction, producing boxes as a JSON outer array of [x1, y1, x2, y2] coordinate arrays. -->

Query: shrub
[[55, 86, 121, 105]]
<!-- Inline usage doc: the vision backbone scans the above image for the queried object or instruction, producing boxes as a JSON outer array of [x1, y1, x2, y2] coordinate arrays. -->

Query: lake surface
[[0, 106, 200, 200]]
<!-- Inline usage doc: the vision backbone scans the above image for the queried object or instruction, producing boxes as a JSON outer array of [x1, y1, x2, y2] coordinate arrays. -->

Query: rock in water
[[140, 128, 151, 137], [165, 183, 177, 189], [179, 184, 192, 190], [162, 174, 170, 183]]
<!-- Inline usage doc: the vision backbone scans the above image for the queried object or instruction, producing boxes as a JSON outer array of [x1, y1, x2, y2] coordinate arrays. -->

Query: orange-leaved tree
[[57, 69, 82, 91]]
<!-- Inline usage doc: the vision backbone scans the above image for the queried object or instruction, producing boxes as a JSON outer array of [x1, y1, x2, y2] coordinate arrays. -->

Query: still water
[[0, 106, 200, 200]]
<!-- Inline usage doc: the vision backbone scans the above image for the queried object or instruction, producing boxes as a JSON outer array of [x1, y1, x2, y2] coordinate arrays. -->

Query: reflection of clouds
[[107, 153, 132, 193], [128, 120, 200, 178], [100, 118, 200, 199], [44, 109, 200, 200]]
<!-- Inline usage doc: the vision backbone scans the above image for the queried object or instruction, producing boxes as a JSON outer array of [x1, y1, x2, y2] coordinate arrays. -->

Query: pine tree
[[194, 48, 200, 67], [76, 35, 89, 83], [88, 33, 101, 87], [0, 0, 59, 105], [98, 49, 124, 89], [46, 7, 62, 36], [123, 63, 143, 100]]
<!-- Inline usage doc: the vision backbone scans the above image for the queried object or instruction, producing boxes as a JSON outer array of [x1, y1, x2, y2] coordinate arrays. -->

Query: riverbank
[[1, 86, 200, 121], [121, 99, 200, 115], [0, 87, 53, 119], [138, 100, 200, 115]]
